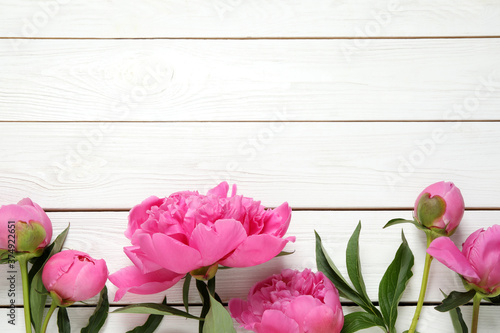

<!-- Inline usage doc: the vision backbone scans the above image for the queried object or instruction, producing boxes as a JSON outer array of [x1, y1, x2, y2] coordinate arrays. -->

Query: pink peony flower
[[109, 182, 294, 301], [229, 269, 344, 333], [0, 198, 52, 254], [427, 225, 500, 295], [414, 181, 464, 235], [42, 250, 108, 306]]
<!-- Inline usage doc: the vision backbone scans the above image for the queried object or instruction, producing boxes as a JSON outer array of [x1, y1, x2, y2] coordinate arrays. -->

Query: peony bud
[[428, 225, 500, 296], [42, 250, 108, 306], [0, 198, 52, 258], [414, 181, 464, 236]]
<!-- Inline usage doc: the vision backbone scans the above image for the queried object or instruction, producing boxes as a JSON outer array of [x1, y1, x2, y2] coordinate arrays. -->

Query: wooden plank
[[1, 211, 497, 306], [1, 0, 499, 38], [1, 39, 500, 121], [0, 122, 499, 209], [1, 305, 499, 332]]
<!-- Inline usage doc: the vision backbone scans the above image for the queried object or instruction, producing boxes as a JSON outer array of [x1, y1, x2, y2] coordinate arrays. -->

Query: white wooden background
[[1, 1, 500, 332]]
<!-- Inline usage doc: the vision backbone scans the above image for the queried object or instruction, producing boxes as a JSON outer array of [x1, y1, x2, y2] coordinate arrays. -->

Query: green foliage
[[316, 222, 415, 333]]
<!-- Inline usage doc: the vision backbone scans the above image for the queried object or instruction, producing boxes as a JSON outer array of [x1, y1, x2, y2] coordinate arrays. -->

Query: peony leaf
[[341, 312, 386, 333], [276, 250, 295, 257], [183, 274, 192, 313], [29, 224, 70, 333], [346, 221, 370, 304], [383, 218, 426, 231], [112, 303, 201, 320], [378, 230, 414, 332], [315, 231, 383, 320], [196, 279, 212, 333], [440, 290, 468, 333], [126, 297, 166, 333], [435, 289, 476, 312], [57, 306, 71, 333], [202, 293, 236, 333], [81, 286, 109, 333]]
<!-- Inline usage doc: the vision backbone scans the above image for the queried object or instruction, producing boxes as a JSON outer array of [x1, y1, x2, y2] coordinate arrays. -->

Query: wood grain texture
[[0, 122, 499, 209], [2, 305, 500, 332], [1, 39, 500, 121], [1, 0, 500, 38], [1, 211, 497, 306]]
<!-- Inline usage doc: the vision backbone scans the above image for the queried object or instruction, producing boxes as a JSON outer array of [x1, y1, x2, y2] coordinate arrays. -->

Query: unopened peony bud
[[414, 181, 464, 236], [0, 198, 52, 259], [42, 250, 108, 306]]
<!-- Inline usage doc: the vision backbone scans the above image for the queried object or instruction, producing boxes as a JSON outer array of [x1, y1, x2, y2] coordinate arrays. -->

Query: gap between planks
[[1, 36, 500, 40]]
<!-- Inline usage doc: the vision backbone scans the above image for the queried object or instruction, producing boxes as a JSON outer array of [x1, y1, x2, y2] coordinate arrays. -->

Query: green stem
[[408, 234, 434, 333], [19, 257, 32, 333], [471, 293, 482, 333], [41, 302, 58, 333]]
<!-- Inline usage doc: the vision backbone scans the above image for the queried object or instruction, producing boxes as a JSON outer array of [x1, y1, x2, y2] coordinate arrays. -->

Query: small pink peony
[[427, 225, 500, 295], [0, 198, 52, 254], [414, 181, 464, 235], [229, 269, 344, 333], [42, 250, 108, 306], [109, 182, 294, 301]]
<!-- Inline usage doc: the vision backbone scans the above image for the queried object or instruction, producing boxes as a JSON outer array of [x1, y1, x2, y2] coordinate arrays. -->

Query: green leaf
[[435, 290, 476, 312], [346, 222, 370, 303], [113, 303, 201, 320], [315, 231, 383, 319], [276, 250, 295, 257], [486, 294, 500, 304], [183, 274, 192, 313], [378, 231, 414, 332], [202, 294, 236, 333], [341, 312, 386, 333], [440, 291, 468, 333], [383, 218, 426, 231], [126, 297, 166, 333], [196, 279, 211, 333], [30, 225, 70, 333], [81, 286, 109, 333], [57, 307, 71, 333]]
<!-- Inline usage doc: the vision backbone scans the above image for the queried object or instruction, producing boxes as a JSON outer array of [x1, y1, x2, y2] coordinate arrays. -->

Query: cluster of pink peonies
[[3, 180, 500, 333]]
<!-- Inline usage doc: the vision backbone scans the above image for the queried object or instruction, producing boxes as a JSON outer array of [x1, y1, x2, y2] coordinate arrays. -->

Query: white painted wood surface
[[2, 39, 500, 121], [1, 0, 500, 38], [1, 1, 500, 332]]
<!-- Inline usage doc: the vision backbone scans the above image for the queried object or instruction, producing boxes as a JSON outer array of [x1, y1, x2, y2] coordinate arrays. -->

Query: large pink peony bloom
[[0, 198, 52, 253], [42, 250, 108, 306], [229, 269, 344, 333], [427, 225, 500, 295], [109, 182, 294, 301], [414, 181, 464, 235]]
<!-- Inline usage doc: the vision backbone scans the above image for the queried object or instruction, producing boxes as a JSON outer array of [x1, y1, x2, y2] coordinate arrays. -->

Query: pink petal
[[229, 298, 260, 330], [427, 237, 480, 281], [219, 234, 295, 267], [124, 246, 163, 274], [466, 225, 500, 291], [303, 304, 343, 333], [125, 196, 163, 239], [256, 310, 300, 333], [72, 258, 108, 301], [261, 202, 292, 237], [135, 232, 202, 274], [109, 265, 183, 301], [189, 219, 247, 267], [207, 182, 229, 198], [285, 295, 322, 329]]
